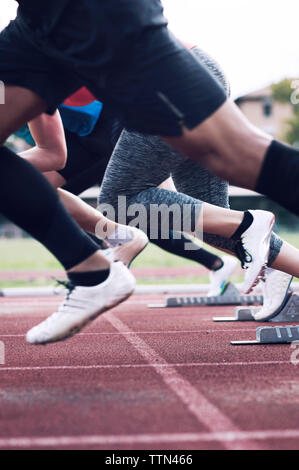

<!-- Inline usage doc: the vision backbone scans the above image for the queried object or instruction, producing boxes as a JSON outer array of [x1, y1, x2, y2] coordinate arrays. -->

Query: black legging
[[0, 146, 98, 270]]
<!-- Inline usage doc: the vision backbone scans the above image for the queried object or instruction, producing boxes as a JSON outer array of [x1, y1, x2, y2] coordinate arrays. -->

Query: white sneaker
[[239, 210, 275, 294], [26, 262, 136, 345], [253, 268, 293, 321], [207, 256, 238, 297], [106, 227, 149, 267]]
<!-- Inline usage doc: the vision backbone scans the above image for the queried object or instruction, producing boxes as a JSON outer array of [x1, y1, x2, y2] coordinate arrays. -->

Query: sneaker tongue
[[231, 211, 254, 241]]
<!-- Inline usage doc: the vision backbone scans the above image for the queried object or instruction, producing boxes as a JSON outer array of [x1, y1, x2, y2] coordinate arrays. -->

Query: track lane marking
[[0, 328, 257, 338], [105, 312, 261, 451], [0, 429, 298, 448], [0, 360, 294, 372]]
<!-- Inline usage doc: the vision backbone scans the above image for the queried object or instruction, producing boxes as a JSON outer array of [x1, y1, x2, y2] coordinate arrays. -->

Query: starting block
[[148, 283, 263, 309], [213, 306, 259, 322], [231, 325, 299, 345], [214, 291, 299, 323]]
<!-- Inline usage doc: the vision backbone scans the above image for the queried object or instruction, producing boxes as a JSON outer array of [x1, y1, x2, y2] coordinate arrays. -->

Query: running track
[[0, 293, 299, 450]]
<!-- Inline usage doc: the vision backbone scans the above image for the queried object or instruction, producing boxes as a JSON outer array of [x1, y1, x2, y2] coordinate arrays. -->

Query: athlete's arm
[[19, 111, 67, 172]]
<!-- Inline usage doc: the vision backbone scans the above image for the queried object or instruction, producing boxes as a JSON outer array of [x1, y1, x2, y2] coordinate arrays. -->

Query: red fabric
[[63, 87, 96, 107]]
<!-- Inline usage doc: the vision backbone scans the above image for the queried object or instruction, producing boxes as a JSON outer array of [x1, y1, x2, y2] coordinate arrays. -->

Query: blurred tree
[[271, 78, 294, 103], [271, 78, 299, 146]]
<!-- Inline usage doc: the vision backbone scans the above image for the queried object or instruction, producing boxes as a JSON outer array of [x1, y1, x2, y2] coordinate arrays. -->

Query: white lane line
[[0, 328, 256, 338], [0, 360, 293, 372], [0, 428, 298, 448], [105, 312, 260, 451], [0, 299, 150, 307]]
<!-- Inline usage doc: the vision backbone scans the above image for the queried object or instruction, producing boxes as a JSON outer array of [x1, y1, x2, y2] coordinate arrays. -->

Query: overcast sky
[[1, 0, 298, 97]]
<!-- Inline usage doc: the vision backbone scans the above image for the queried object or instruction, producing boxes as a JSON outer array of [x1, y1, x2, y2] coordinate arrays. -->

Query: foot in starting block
[[148, 283, 263, 309], [231, 325, 299, 345], [214, 292, 299, 323]]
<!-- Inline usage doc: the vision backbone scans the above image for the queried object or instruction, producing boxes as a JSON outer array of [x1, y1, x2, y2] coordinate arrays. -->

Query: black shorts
[[0, 0, 226, 136], [60, 108, 123, 195]]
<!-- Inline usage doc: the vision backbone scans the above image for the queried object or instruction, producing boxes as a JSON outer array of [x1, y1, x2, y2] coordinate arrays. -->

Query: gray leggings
[[99, 49, 282, 265]]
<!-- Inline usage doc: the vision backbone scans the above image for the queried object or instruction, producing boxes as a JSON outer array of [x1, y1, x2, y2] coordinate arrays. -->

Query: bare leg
[[43, 171, 119, 237], [43, 171, 67, 189], [58, 188, 117, 236], [199, 202, 243, 238], [162, 100, 272, 189], [68, 250, 109, 273], [56, 181, 243, 241], [271, 242, 299, 278]]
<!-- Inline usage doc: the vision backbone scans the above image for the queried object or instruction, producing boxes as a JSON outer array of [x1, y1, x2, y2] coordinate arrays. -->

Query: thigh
[[89, 28, 227, 137], [99, 130, 173, 209], [173, 156, 230, 209]]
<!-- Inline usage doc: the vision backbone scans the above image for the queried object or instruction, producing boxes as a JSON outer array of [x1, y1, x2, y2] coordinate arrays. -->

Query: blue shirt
[[15, 100, 103, 145]]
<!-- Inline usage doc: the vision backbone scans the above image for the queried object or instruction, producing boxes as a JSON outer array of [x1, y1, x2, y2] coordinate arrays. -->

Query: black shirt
[[16, 1, 70, 28], [16, 0, 167, 32]]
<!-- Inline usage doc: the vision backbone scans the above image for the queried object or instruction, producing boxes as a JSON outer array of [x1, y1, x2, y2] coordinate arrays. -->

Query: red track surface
[[0, 293, 299, 450]]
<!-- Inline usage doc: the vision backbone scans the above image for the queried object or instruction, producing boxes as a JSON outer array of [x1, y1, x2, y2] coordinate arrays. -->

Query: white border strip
[[0, 360, 292, 372], [0, 429, 298, 449]]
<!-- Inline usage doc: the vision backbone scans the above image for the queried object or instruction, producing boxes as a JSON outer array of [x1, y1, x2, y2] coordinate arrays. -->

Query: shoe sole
[[30, 287, 135, 345], [243, 215, 275, 295]]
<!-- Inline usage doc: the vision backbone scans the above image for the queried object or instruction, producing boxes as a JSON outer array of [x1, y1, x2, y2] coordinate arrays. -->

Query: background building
[[235, 85, 293, 139]]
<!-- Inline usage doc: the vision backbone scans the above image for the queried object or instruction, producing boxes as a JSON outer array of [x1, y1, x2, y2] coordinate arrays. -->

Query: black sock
[[256, 140, 299, 216], [68, 269, 110, 287], [231, 211, 254, 241], [151, 231, 222, 271], [0, 146, 98, 270]]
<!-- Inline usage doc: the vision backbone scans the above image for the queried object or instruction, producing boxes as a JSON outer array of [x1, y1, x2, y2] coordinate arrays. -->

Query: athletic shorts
[[0, 0, 227, 136], [59, 108, 123, 195]]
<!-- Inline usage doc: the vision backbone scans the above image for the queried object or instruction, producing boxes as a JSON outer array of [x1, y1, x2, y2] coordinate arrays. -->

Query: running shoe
[[207, 256, 238, 297], [26, 262, 136, 345], [237, 210, 275, 294], [107, 226, 149, 267], [253, 268, 293, 321]]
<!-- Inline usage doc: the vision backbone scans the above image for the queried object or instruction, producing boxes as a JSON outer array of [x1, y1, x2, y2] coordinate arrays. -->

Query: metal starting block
[[213, 306, 259, 322], [148, 283, 263, 309], [214, 292, 299, 323], [231, 325, 299, 345]]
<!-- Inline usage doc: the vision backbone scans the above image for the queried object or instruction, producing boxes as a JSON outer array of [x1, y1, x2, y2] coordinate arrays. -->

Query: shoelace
[[234, 237, 253, 269], [56, 279, 75, 299], [54, 279, 86, 311]]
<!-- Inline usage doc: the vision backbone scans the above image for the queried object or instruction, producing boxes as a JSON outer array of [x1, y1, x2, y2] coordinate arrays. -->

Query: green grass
[[0, 239, 61, 271], [0, 232, 299, 287]]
